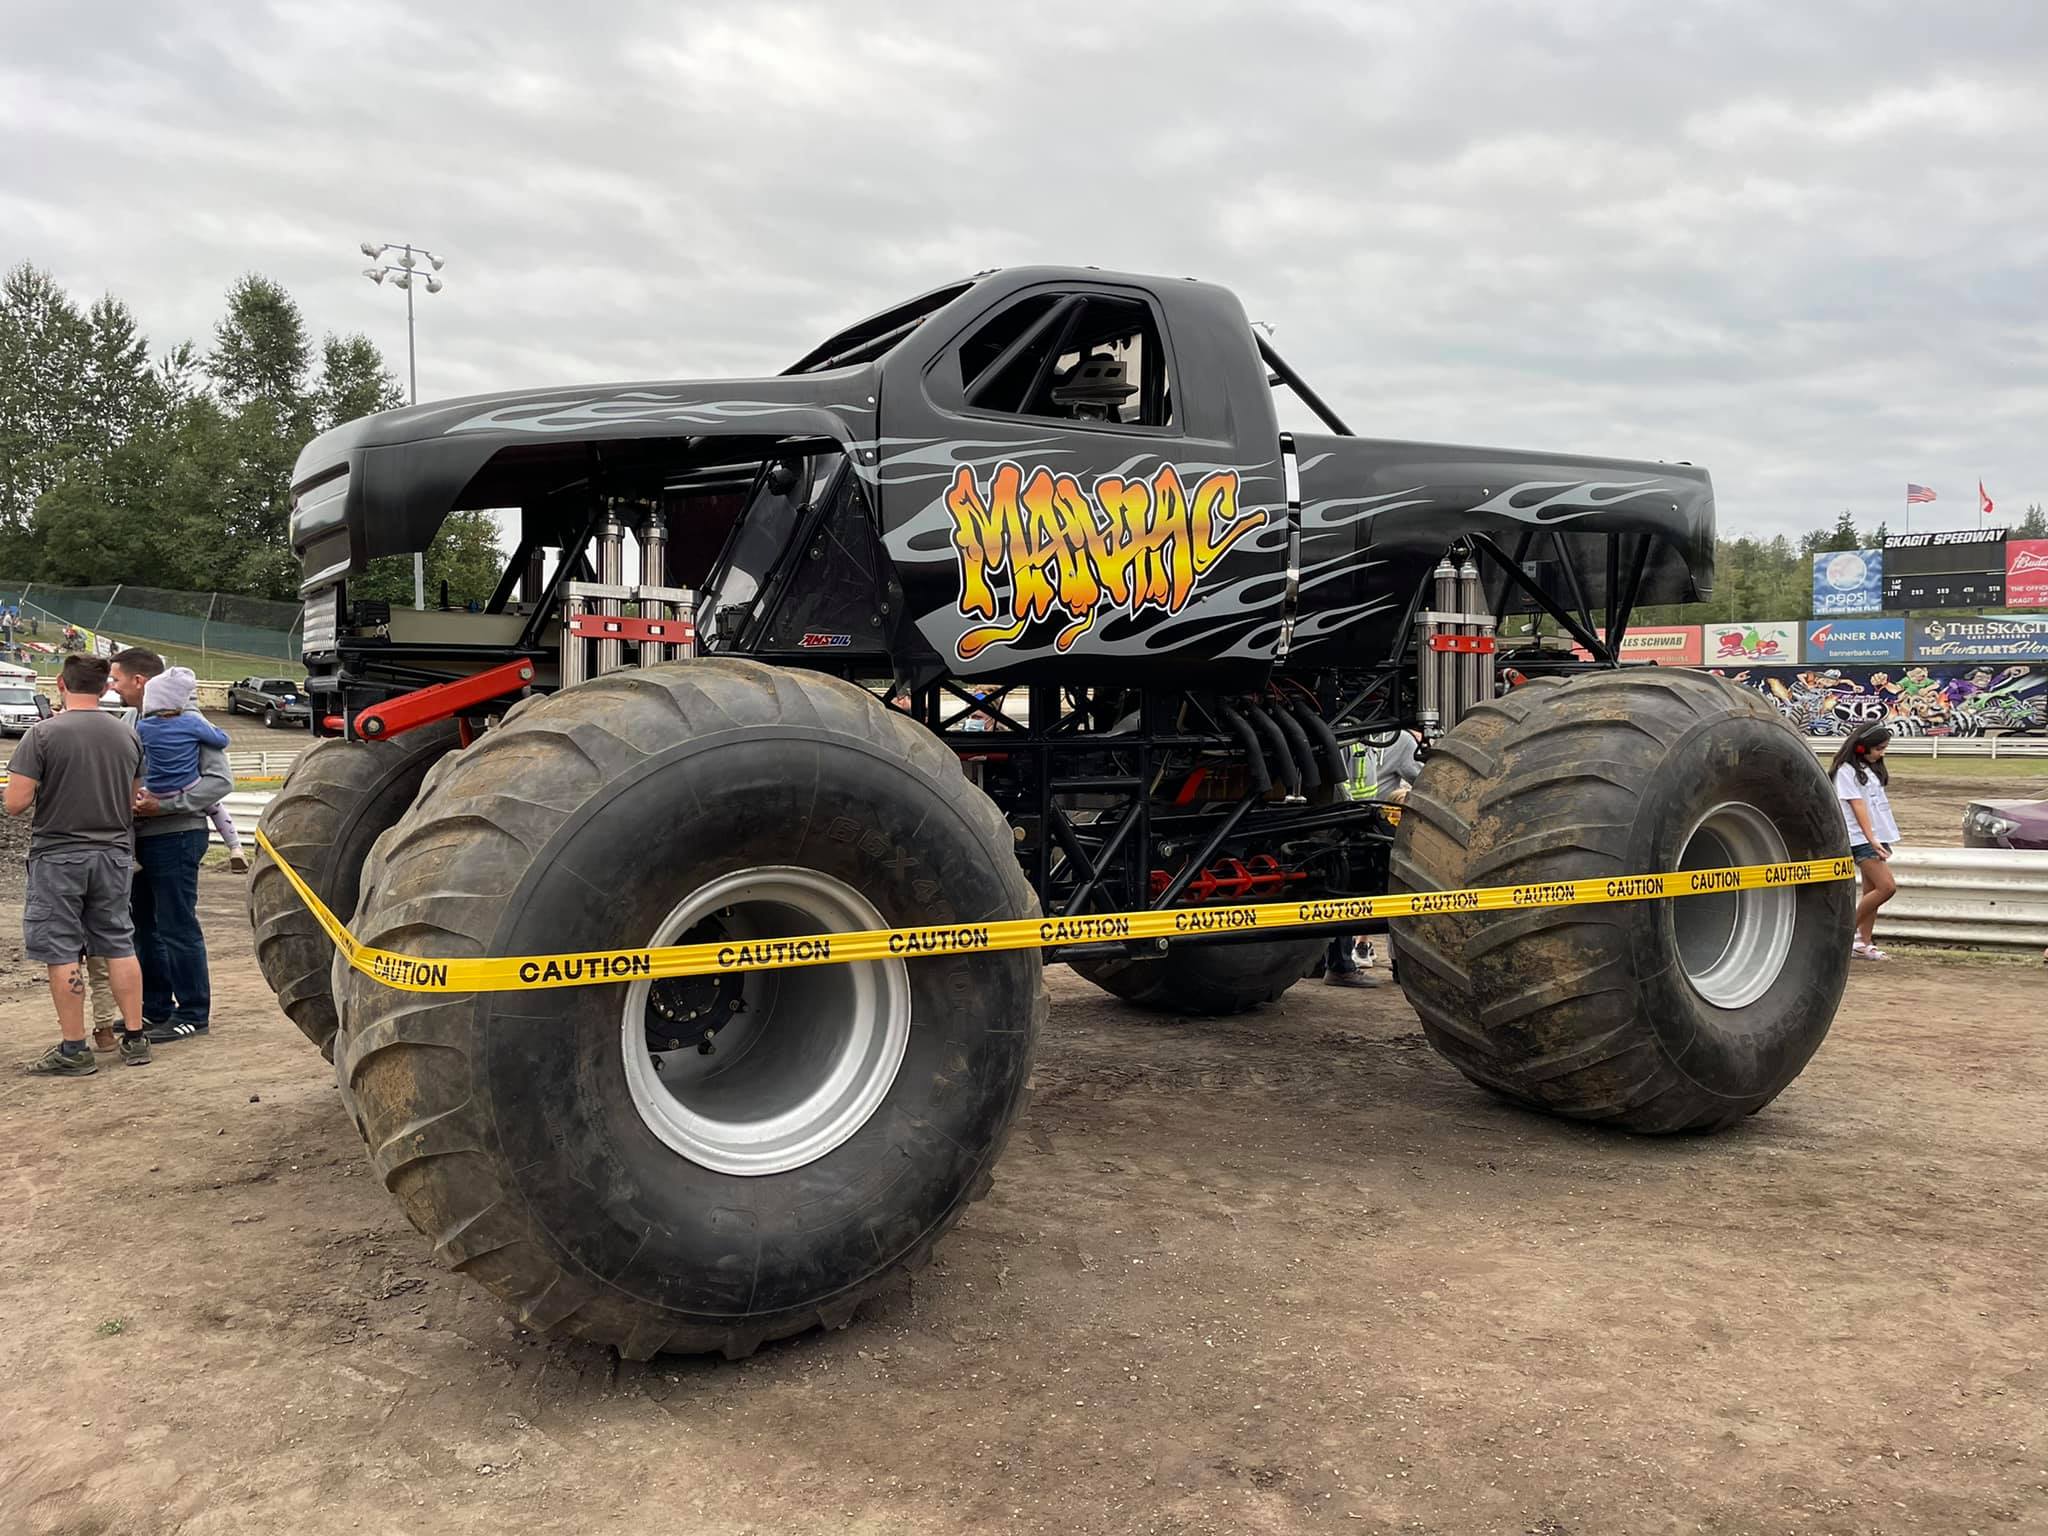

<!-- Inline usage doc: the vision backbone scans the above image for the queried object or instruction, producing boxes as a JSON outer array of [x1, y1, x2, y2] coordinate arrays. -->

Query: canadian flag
[[1980, 480, 1995, 517]]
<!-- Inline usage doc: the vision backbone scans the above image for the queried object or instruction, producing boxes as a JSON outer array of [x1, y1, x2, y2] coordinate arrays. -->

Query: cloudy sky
[[6, 0, 2044, 541]]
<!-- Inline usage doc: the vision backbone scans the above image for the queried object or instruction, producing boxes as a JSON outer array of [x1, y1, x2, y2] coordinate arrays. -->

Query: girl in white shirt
[[1830, 724, 1898, 960]]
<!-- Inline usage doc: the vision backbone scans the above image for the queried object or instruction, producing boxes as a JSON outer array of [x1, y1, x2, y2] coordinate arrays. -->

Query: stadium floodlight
[[353, 240, 449, 610]]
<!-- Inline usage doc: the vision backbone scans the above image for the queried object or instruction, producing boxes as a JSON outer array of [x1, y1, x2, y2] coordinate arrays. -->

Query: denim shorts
[[1849, 842, 1886, 863], [23, 848, 137, 964]]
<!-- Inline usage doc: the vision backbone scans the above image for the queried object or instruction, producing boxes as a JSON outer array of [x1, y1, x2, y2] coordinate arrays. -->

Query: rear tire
[[332, 660, 1044, 1360], [1390, 670, 1852, 1133], [247, 724, 460, 1058], [1071, 938, 1324, 1016]]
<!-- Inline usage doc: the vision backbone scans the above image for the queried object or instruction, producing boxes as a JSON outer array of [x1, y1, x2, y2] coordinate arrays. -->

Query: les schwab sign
[[1569, 626, 1702, 665]]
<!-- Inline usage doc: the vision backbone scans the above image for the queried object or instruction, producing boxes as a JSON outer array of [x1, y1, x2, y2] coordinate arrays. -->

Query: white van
[[0, 665, 49, 736]]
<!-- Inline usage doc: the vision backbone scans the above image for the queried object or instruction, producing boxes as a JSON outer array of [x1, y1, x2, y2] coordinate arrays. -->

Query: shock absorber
[[1457, 553, 1484, 721], [596, 507, 626, 677], [1430, 555, 1460, 734]]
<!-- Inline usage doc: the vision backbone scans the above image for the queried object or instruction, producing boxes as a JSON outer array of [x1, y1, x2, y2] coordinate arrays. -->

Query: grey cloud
[[5, 0, 2045, 539]]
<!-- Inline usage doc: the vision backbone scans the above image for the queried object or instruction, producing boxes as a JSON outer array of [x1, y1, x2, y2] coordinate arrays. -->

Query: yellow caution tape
[[254, 829, 1855, 996]]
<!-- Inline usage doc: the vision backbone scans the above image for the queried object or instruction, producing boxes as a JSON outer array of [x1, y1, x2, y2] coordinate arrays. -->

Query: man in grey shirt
[[108, 647, 230, 1041], [5, 654, 152, 1074]]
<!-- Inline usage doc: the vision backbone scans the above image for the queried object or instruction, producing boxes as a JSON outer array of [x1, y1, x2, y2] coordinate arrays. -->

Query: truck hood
[[290, 367, 879, 590]]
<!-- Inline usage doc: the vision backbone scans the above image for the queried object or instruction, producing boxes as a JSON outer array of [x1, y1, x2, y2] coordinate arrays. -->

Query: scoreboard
[[1882, 529, 2007, 610]]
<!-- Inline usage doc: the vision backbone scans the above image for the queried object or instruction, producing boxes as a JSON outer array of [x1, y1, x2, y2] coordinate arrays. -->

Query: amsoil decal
[[2008, 539, 2048, 608], [945, 461, 1266, 660], [797, 632, 853, 649]]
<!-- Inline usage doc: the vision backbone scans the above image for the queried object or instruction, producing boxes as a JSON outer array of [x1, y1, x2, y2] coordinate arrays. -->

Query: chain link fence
[[0, 580, 303, 678]]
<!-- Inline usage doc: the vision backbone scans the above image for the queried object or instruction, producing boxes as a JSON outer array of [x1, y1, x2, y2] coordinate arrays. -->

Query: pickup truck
[[226, 676, 311, 728], [252, 264, 1851, 1362]]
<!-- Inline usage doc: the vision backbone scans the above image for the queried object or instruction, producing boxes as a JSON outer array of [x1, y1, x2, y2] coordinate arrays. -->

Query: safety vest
[[1347, 744, 1383, 801]]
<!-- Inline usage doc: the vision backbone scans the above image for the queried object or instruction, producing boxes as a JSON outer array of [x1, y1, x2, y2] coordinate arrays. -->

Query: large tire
[[247, 723, 460, 1058], [1071, 938, 1324, 1015], [331, 660, 1044, 1360], [1390, 669, 1852, 1133]]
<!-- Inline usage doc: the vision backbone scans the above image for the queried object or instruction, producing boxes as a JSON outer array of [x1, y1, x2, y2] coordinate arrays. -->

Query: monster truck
[[250, 266, 1852, 1359]]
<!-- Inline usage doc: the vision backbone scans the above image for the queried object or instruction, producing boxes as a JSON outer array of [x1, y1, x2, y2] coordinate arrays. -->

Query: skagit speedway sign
[[2008, 539, 2048, 608]]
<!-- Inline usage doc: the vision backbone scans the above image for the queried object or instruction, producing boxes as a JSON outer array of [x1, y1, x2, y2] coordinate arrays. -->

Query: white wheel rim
[[1673, 801, 1794, 1010], [619, 866, 910, 1177]]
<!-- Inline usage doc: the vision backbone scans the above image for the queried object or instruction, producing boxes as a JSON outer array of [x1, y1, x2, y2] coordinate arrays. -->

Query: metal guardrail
[[1875, 847, 2048, 951], [211, 787, 278, 848], [226, 748, 303, 780], [1805, 736, 2048, 760]]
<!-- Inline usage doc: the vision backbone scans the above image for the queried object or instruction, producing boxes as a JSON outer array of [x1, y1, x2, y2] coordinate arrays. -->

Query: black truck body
[[290, 265, 1711, 697]]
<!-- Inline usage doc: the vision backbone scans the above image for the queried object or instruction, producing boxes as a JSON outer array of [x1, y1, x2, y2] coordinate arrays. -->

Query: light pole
[[360, 240, 447, 609]]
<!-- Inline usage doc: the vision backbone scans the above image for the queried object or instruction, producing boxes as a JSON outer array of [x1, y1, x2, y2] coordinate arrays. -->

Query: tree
[[351, 509, 507, 609], [77, 296, 154, 480], [313, 333, 404, 431], [2, 262, 408, 601], [2017, 503, 2048, 539], [1816, 508, 1861, 553], [209, 274, 311, 427], [204, 276, 317, 599], [0, 263, 91, 551]]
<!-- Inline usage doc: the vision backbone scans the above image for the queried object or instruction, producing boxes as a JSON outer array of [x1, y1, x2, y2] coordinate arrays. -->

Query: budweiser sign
[[2009, 539, 2048, 608]]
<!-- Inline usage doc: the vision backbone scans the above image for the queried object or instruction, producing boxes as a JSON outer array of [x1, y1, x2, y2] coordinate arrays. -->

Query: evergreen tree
[[2017, 504, 2048, 539], [209, 274, 312, 427], [313, 333, 404, 430], [0, 264, 91, 558]]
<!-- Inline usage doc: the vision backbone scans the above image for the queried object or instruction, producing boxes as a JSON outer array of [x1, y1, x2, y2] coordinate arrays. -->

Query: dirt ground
[[203, 707, 310, 754], [1, 769, 2044, 1535], [1885, 761, 2048, 847]]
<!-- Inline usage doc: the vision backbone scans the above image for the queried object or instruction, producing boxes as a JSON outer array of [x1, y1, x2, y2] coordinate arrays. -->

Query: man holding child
[[107, 647, 230, 1043]]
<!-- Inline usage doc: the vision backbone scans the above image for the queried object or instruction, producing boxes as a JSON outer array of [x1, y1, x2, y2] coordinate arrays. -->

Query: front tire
[[1390, 670, 1852, 1133], [248, 724, 460, 1057], [333, 661, 1044, 1359]]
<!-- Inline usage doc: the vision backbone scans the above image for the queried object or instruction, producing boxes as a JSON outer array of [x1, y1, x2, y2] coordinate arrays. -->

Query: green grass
[[1888, 757, 2048, 782], [14, 638, 294, 681], [95, 1318, 128, 1337]]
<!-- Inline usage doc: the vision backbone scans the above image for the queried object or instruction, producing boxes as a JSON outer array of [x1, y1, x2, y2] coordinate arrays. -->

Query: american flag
[[1906, 483, 1937, 504]]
